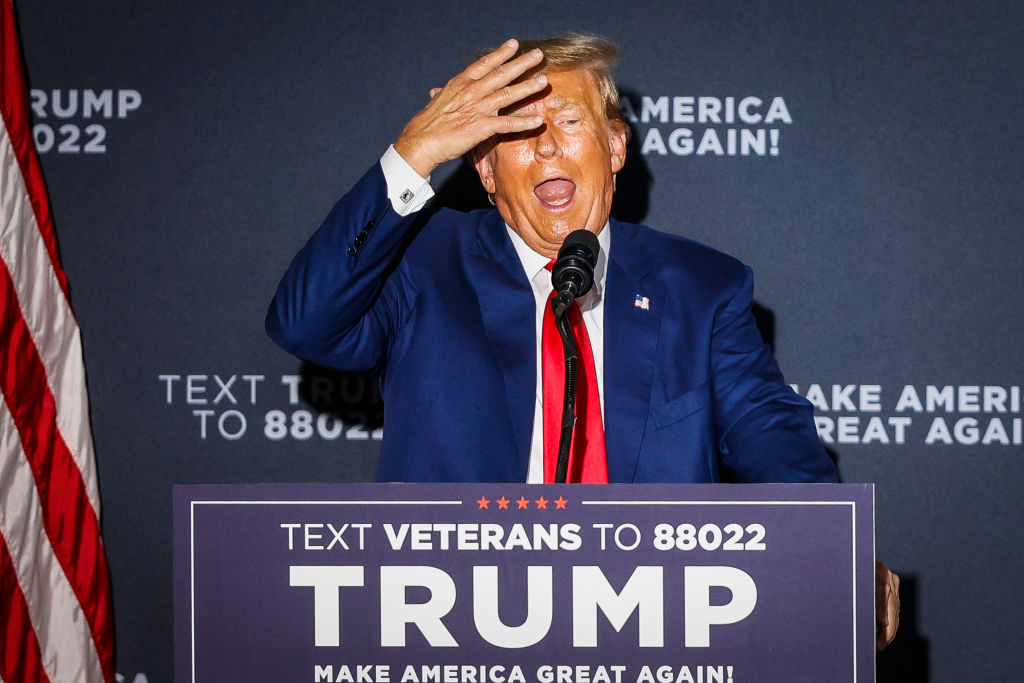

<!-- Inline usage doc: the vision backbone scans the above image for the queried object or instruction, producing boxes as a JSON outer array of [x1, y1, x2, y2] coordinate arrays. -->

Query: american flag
[[1, 1, 115, 681], [634, 294, 650, 310]]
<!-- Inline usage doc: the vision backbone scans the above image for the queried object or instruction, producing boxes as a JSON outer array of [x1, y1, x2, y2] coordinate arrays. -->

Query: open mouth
[[533, 178, 576, 209]]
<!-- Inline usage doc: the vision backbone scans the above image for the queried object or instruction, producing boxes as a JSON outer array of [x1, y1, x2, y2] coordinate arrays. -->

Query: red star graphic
[[516, 496, 530, 509], [535, 496, 549, 509], [497, 496, 510, 509], [554, 496, 568, 509], [477, 496, 490, 509]]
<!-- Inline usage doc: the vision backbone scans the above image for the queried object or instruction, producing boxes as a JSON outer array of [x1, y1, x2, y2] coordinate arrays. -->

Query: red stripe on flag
[[0, 261, 114, 680], [0, 533, 53, 683], [0, 0, 68, 300]]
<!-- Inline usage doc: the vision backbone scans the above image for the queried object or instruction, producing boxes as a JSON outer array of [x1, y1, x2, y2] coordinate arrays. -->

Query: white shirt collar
[[505, 222, 611, 304]]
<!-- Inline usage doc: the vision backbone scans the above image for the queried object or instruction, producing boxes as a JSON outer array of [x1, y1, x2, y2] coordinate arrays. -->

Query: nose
[[533, 124, 561, 160]]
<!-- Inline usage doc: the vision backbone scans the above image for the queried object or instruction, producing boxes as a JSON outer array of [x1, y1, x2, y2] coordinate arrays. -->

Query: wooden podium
[[174, 483, 875, 682]]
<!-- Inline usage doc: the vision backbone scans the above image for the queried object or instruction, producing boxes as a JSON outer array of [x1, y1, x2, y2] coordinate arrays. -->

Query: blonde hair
[[484, 33, 629, 139]]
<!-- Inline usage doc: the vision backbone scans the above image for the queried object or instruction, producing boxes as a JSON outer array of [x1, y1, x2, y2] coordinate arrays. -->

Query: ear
[[608, 125, 627, 174], [472, 146, 497, 194]]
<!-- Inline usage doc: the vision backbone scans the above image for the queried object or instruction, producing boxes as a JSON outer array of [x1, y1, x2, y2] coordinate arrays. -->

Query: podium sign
[[174, 483, 875, 682]]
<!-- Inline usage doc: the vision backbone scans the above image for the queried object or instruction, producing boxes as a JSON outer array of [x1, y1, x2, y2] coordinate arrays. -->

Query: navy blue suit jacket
[[267, 163, 836, 484]]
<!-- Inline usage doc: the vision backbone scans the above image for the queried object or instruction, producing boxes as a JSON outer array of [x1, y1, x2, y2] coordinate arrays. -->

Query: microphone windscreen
[[559, 229, 599, 264], [552, 229, 600, 301]]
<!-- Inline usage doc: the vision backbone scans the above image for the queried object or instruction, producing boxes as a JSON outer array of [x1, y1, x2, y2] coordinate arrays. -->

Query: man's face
[[474, 69, 627, 259]]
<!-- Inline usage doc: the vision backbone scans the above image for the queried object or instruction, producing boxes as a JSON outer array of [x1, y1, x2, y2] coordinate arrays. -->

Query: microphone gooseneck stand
[[549, 230, 600, 483], [551, 293, 578, 484]]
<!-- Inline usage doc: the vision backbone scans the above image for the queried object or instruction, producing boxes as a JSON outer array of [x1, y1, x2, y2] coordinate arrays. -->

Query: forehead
[[513, 69, 604, 114]]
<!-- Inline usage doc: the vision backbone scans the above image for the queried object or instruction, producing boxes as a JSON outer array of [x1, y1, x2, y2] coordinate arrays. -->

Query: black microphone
[[550, 230, 599, 315]]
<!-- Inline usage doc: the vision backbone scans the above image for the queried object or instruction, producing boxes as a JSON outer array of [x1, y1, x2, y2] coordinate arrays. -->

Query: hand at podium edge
[[875, 561, 900, 650]]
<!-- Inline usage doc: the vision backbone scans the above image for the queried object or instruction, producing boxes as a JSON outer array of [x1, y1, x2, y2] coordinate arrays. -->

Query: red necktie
[[542, 262, 608, 483]]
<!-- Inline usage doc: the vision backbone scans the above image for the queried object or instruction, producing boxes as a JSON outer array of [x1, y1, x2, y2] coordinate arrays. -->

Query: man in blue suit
[[267, 34, 899, 648], [267, 35, 835, 485]]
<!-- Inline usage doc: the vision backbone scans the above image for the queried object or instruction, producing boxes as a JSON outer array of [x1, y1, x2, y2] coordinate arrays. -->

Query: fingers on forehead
[[494, 81, 552, 115]]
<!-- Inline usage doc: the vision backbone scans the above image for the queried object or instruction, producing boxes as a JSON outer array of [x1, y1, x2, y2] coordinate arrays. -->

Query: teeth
[[548, 197, 570, 206]]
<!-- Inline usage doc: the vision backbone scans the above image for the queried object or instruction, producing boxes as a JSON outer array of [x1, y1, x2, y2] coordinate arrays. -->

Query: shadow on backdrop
[[297, 362, 384, 436], [611, 89, 652, 225]]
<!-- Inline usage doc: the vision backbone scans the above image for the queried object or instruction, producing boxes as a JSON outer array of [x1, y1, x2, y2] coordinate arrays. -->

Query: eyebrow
[[508, 96, 583, 116], [544, 96, 583, 112]]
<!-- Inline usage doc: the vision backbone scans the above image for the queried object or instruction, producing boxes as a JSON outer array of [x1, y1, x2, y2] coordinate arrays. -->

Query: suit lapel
[[467, 211, 536, 475], [604, 221, 664, 482]]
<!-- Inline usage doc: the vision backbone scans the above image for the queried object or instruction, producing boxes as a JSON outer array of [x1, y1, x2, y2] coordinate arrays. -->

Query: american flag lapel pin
[[634, 294, 650, 310]]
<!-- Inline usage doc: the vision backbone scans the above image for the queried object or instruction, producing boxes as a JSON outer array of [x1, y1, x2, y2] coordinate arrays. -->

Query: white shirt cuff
[[380, 145, 434, 215]]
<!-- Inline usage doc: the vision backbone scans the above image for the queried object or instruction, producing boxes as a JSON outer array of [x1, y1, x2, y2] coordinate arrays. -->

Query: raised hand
[[394, 39, 549, 178]]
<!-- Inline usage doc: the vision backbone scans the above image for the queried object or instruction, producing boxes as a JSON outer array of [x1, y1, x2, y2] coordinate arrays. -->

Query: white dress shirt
[[380, 145, 608, 482]]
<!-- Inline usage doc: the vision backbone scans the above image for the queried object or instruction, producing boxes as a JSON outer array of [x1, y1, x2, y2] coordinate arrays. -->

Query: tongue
[[534, 179, 575, 203]]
